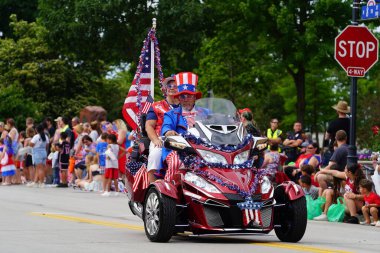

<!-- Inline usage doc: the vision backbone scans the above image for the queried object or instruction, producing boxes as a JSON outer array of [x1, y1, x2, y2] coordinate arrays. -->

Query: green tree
[[38, 0, 155, 65], [156, 0, 209, 75], [0, 0, 38, 38], [0, 83, 38, 125], [199, 0, 351, 126], [196, 0, 284, 132], [0, 15, 104, 123], [100, 68, 134, 120]]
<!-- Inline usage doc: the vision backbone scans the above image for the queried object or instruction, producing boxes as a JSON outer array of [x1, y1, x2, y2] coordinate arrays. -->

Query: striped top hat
[[174, 72, 202, 99]]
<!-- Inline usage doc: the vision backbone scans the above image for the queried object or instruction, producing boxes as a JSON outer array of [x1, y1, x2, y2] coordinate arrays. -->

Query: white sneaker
[[313, 213, 328, 221], [101, 191, 111, 197], [26, 182, 35, 187], [360, 221, 370, 225], [39, 183, 45, 188], [113, 192, 119, 197], [375, 221, 380, 227]]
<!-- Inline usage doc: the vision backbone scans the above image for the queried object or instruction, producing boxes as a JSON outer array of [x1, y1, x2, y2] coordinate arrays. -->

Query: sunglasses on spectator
[[271, 121, 279, 124], [179, 94, 195, 99], [306, 146, 314, 149]]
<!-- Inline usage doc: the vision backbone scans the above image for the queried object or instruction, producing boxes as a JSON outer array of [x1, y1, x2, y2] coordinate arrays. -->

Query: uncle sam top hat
[[174, 72, 202, 99]]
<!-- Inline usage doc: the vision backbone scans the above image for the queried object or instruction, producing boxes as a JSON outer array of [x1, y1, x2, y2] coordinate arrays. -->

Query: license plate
[[237, 200, 263, 210]]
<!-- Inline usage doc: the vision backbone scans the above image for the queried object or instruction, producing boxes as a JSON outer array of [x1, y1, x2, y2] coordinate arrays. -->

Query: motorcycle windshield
[[195, 98, 240, 124], [194, 98, 243, 145]]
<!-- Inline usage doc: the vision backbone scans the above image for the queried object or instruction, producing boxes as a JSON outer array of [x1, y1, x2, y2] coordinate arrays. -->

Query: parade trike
[[125, 98, 307, 243]]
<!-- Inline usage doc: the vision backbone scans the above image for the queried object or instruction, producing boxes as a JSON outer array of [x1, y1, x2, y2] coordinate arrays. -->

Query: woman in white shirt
[[89, 121, 100, 144]]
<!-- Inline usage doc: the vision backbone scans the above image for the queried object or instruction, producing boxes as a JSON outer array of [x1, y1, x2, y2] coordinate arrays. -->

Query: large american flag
[[122, 39, 153, 130]]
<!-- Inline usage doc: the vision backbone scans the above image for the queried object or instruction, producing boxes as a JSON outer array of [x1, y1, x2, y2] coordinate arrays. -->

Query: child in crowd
[[314, 163, 365, 223], [25, 127, 35, 184], [0, 137, 16, 185], [75, 155, 103, 192], [75, 135, 96, 180], [359, 179, 380, 226], [0, 138, 3, 183], [51, 143, 60, 186], [299, 175, 319, 200], [300, 164, 319, 187], [96, 133, 108, 192], [58, 132, 70, 187], [102, 133, 119, 197], [14, 131, 26, 184]]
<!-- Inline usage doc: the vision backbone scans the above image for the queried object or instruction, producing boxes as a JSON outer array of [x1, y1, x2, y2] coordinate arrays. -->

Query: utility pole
[[347, 0, 361, 165]]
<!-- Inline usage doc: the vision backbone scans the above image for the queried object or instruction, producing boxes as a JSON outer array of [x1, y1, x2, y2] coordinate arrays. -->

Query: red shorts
[[105, 168, 119, 179]]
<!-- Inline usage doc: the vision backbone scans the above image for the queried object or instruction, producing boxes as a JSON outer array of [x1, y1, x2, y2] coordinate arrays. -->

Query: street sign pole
[[347, 0, 361, 165]]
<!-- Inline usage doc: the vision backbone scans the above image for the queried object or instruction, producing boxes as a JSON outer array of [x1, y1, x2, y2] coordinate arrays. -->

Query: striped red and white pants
[[164, 151, 183, 182]]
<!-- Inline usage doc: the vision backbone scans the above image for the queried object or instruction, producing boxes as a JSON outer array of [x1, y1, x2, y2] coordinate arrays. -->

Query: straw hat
[[332, 101, 350, 114]]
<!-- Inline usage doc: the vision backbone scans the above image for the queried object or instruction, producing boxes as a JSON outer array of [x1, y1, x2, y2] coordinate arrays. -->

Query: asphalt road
[[0, 185, 378, 253]]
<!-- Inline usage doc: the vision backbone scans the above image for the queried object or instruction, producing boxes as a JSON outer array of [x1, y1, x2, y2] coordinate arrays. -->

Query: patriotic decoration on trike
[[122, 19, 165, 132]]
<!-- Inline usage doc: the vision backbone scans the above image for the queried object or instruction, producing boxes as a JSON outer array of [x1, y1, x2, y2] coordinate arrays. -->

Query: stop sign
[[335, 25, 379, 77]]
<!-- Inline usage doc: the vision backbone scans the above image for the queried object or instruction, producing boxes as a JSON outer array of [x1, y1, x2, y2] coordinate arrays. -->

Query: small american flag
[[132, 163, 149, 192], [122, 34, 153, 130], [142, 95, 154, 114], [242, 209, 262, 227]]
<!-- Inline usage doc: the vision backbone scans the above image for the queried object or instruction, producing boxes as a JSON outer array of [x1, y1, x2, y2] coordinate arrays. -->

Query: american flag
[[122, 38, 153, 130], [142, 95, 154, 114], [242, 209, 262, 227], [132, 163, 149, 192]]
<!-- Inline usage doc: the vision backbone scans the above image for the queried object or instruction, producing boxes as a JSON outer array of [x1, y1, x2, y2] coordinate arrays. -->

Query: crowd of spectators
[[1, 99, 379, 227], [0, 116, 134, 197], [256, 100, 380, 227]]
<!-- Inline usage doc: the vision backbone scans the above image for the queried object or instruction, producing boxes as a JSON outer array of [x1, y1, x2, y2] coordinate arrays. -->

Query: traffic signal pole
[[347, 0, 360, 165]]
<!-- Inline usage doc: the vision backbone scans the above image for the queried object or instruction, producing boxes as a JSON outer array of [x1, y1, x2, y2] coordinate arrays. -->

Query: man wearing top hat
[[160, 72, 206, 181], [145, 76, 179, 183]]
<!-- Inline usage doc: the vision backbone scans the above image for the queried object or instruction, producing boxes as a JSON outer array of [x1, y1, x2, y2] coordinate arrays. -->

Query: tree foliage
[[0, 83, 38, 125], [0, 1, 379, 149], [198, 0, 352, 132], [38, 0, 156, 65], [0, 0, 38, 38], [156, 0, 209, 75], [0, 15, 104, 124]]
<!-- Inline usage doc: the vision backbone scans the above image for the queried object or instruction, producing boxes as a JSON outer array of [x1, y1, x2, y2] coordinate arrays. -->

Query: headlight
[[256, 143, 267, 150], [254, 137, 268, 150], [233, 150, 250, 164], [260, 176, 272, 194], [197, 149, 227, 164], [168, 141, 187, 150], [184, 172, 221, 193]]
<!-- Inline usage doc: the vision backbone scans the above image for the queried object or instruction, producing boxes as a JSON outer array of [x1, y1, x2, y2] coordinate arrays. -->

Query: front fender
[[275, 181, 304, 201], [152, 180, 178, 200]]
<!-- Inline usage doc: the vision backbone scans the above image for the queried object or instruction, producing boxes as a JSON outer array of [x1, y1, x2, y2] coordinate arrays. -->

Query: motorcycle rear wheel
[[143, 187, 176, 242]]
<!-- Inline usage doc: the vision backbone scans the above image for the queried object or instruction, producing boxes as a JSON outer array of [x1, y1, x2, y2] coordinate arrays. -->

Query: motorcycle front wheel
[[274, 196, 307, 242]]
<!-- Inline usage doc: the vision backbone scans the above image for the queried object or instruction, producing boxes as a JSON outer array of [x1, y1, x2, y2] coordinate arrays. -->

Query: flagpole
[[150, 18, 156, 100]]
